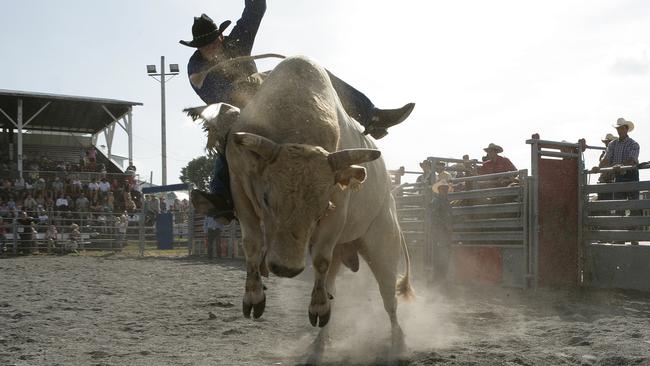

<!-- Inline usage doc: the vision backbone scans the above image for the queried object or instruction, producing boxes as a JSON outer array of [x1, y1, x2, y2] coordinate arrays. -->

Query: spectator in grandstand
[[599, 118, 641, 244], [124, 195, 136, 213], [106, 191, 115, 212], [430, 180, 453, 283], [36, 205, 49, 224], [55, 193, 69, 212], [86, 147, 97, 165], [98, 178, 111, 197], [71, 174, 83, 194], [51, 177, 64, 195], [14, 177, 26, 191], [0, 201, 9, 218], [7, 197, 17, 216], [87, 178, 99, 201], [23, 194, 38, 215], [1, 178, 12, 189], [45, 224, 58, 253], [44, 196, 55, 214], [32, 177, 46, 197], [76, 193, 90, 224]]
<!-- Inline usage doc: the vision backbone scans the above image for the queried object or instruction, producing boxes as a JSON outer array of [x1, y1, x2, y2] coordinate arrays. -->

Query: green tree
[[179, 155, 216, 191]]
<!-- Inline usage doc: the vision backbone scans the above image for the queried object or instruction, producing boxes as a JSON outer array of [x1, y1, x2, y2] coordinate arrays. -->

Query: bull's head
[[233, 132, 380, 278]]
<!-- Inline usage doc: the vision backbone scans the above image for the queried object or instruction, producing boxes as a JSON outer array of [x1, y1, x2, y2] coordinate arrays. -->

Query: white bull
[[193, 55, 413, 355]]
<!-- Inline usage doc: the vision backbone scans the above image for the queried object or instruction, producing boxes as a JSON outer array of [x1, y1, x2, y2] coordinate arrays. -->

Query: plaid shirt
[[604, 136, 639, 165]]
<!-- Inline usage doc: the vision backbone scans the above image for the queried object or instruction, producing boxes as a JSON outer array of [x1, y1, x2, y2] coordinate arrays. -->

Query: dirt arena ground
[[1, 254, 649, 366]]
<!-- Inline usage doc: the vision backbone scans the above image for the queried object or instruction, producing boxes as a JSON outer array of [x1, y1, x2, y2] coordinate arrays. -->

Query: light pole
[[147, 56, 179, 186]]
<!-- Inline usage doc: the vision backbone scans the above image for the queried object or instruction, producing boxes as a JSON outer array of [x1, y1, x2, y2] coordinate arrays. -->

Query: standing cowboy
[[599, 118, 641, 243]]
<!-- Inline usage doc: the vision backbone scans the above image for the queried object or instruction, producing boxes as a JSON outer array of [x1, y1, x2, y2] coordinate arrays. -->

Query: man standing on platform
[[599, 118, 641, 244]]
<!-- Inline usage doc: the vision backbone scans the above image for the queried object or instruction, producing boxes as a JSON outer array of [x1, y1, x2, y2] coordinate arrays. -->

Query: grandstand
[[0, 89, 143, 253]]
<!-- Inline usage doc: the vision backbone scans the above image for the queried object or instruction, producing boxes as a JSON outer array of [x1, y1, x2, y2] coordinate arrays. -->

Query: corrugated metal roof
[[0, 89, 142, 134]]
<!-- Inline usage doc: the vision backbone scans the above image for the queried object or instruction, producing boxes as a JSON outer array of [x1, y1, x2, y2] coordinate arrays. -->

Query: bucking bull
[[188, 55, 414, 358]]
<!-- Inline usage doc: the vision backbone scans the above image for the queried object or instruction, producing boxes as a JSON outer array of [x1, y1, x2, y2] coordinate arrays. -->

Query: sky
[[2, 0, 650, 184]]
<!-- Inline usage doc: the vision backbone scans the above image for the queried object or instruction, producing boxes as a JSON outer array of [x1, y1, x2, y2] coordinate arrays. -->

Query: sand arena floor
[[1, 254, 649, 366]]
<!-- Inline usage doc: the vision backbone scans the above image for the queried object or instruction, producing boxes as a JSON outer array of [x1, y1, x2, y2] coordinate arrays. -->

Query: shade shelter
[[0, 89, 142, 178]]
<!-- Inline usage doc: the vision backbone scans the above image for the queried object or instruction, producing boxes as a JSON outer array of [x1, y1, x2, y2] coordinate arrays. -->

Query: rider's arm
[[227, 0, 266, 55]]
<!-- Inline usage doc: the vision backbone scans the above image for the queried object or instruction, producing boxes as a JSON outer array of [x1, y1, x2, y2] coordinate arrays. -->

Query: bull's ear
[[232, 132, 280, 162], [335, 165, 366, 191], [328, 149, 381, 172]]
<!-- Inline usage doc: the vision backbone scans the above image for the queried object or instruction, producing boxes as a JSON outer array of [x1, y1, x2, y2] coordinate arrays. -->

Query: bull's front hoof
[[252, 294, 266, 319], [242, 291, 266, 319], [243, 299, 253, 318], [308, 307, 331, 327]]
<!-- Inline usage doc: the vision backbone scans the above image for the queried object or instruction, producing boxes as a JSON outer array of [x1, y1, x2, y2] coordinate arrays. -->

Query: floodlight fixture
[[169, 64, 180, 73], [146, 65, 157, 74]]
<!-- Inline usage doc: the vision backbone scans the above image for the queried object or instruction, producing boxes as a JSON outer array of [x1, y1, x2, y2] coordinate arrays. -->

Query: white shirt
[[98, 181, 111, 192], [56, 197, 68, 207]]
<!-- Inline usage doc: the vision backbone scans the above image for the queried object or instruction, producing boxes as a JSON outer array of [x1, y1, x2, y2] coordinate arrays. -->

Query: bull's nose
[[268, 262, 304, 278]]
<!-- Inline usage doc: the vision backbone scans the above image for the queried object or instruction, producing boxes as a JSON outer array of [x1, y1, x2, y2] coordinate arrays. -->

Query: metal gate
[[392, 158, 531, 287]]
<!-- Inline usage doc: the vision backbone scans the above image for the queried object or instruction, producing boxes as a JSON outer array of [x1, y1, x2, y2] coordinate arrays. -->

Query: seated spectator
[[71, 175, 83, 194], [0, 201, 10, 218], [32, 177, 46, 196], [55, 193, 69, 212], [98, 178, 111, 197], [51, 177, 64, 195], [125, 195, 136, 213], [23, 194, 38, 215], [107, 192, 115, 212], [36, 205, 49, 224]]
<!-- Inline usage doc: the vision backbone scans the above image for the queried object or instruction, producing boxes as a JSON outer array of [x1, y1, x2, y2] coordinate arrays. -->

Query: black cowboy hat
[[179, 14, 231, 48]]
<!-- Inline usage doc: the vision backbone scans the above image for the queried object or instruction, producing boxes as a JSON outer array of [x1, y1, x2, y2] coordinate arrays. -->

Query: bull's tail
[[396, 229, 415, 301]]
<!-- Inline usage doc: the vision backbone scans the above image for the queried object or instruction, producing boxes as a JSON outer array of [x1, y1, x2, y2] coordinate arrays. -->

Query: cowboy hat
[[613, 117, 634, 132], [432, 180, 454, 194], [179, 14, 232, 48], [601, 133, 616, 142], [483, 143, 503, 153]]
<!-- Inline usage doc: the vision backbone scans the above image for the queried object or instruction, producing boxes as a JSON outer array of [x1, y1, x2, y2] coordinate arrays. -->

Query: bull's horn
[[233, 132, 280, 162], [328, 149, 381, 171]]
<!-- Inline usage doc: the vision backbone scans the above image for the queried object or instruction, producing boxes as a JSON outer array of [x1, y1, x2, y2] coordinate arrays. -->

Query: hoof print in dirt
[[208, 311, 217, 319]]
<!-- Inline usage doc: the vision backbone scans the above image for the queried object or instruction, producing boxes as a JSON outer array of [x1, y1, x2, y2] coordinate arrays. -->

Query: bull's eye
[[262, 192, 269, 208]]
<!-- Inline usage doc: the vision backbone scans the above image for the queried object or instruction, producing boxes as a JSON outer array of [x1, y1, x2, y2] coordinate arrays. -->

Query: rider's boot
[[191, 189, 235, 225], [362, 103, 415, 139]]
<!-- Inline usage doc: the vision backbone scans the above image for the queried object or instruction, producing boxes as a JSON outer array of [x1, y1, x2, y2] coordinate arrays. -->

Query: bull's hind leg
[[360, 214, 407, 355], [230, 179, 266, 319]]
